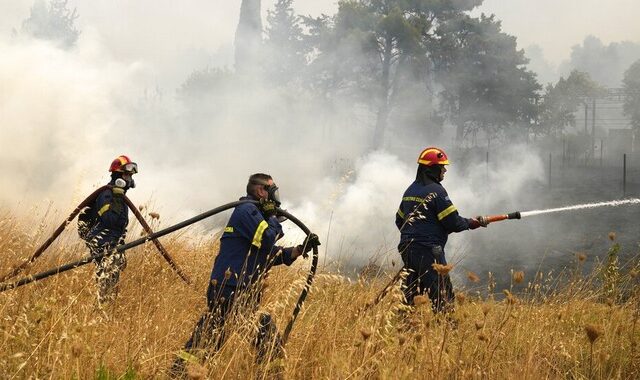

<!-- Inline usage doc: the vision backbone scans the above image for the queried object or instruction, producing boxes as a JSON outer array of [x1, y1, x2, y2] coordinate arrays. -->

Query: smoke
[[0, 31, 145, 209], [5, 1, 624, 280], [0, 17, 373, 225], [0, 22, 546, 269], [284, 146, 545, 268], [559, 35, 640, 87], [524, 44, 558, 86]]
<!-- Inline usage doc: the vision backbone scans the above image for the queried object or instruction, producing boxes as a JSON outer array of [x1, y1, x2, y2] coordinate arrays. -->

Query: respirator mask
[[265, 184, 281, 207]]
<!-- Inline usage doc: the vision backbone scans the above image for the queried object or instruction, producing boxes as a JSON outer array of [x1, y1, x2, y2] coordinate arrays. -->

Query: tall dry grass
[[0, 210, 639, 379]]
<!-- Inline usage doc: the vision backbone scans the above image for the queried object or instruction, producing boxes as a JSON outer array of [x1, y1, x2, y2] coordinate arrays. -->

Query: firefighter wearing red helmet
[[395, 147, 487, 313], [78, 155, 138, 304]]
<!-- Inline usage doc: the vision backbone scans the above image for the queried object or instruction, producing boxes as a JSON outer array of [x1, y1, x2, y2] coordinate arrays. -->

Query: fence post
[[549, 153, 552, 188], [562, 137, 566, 168], [623, 153, 627, 197], [486, 151, 489, 182]]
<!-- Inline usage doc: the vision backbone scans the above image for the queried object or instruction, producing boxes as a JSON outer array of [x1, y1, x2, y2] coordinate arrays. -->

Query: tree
[[21, 0, 80, 49], [561, 36, 640, 87], [264, 0, 308, 85], [305, 0, 482, 149], [622, 59, 640, 132], [235, 0, 263, 74], [433, 14, 540, 143], [539, 70, 602, 136]]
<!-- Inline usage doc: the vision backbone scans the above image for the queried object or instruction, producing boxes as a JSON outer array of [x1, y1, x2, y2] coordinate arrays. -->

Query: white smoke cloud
[[0, 31, 145, 210], [284, 146, 545, 268], [0, 2, 547, 272]]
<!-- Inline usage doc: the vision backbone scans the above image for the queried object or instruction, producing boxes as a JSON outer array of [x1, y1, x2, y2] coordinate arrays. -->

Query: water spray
[[479, 198, 640, 225], [519, 198, 640, 218]]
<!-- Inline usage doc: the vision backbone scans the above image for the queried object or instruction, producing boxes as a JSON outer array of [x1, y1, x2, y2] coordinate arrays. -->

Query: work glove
[[111, 186, 126, 215], [468, 216, 488, 230], [259, 199, 278, 219], [297, 233, 321, 255]]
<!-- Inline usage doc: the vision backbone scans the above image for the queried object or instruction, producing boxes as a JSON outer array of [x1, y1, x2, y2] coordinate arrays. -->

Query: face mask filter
[[266, 184, 281, 207]]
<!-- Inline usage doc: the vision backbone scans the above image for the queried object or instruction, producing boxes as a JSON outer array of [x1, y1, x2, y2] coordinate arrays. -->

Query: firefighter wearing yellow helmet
[[395, 147, 487, 313]]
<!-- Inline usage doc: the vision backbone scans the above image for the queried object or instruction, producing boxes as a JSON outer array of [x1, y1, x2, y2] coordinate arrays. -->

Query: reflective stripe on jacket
[[210, 196, 295, 288], [86, 185, 128, 248], [395, 179, 470, 248]]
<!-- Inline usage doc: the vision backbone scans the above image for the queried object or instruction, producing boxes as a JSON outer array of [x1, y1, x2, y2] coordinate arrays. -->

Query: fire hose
[[0, 200, 319, 345], [0, 186, 190, 284], [362, 211, 521, 312]]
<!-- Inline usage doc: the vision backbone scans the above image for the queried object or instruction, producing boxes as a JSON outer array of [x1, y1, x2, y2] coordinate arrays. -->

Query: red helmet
[[417, 147, 449, 166], [109, 155, 138, 174]]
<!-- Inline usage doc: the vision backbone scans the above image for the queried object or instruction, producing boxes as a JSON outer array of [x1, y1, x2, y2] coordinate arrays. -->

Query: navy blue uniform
[[396, 179, 472, 312], [180, 196, 297, 363], [396, 180, 470, 248], [83, 183, 129, 303], [85, 186, 129, 247], [210, 197, 296, 287]]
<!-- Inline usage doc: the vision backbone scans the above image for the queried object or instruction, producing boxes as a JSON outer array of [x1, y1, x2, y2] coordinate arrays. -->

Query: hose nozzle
[[484, 211, 521, 224], [507, 211, 521, 220]]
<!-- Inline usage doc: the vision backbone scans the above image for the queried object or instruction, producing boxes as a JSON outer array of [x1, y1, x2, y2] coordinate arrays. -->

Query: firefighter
[[172, 173, 320, 373], [78, 155, 137, 304], [395, 147, 487, 313]]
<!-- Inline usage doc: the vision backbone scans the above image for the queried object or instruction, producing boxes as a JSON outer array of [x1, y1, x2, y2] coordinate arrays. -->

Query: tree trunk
[[372, 37, 392, 150], [235, 0, 262, 74]]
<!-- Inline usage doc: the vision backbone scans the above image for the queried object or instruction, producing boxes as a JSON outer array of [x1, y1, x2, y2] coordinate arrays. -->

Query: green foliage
[[622, 59, 640, 131], [264, 0, 309, 85], [564, 36, 640, 87], [180, 0, 550, 148], [602, 242, 621, 300], [21, 0, 79, 49], [433, 13, 541, 141], [94, 364, 137, 380], [305, 0, 488, 148], [177, 68, 235, 101], [539, 70, 603, 135]]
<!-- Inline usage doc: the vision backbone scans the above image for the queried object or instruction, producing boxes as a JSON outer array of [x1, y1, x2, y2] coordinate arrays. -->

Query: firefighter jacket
[[396, 178, 471, 249], [85, 183, 129, 249], [210, 196, 297, 288]]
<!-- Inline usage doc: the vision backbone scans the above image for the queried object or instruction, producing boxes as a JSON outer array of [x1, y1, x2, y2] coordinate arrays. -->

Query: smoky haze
[[1, 0, 638, 283]]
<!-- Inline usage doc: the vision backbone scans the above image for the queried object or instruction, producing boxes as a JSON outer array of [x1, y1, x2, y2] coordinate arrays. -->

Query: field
[[0, 210, 639, 379]]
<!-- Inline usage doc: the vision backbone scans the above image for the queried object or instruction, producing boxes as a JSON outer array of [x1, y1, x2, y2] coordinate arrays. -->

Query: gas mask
[[125, 176, 136, 189], [113, 173, 136, 189], [265, 184, 281, 207]]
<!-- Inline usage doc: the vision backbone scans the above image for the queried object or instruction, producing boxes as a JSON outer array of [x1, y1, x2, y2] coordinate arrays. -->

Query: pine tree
[[21, 0, 80, 49]]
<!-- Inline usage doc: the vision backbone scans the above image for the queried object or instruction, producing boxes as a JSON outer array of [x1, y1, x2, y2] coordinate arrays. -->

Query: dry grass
[[0, 212, 639, 379]]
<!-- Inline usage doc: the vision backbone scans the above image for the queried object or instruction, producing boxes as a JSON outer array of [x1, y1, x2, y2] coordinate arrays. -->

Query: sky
[[478, 0, 640, 65]]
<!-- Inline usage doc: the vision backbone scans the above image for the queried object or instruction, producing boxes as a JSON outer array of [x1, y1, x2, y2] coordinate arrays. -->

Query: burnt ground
[[455, 162, 640, 292]]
